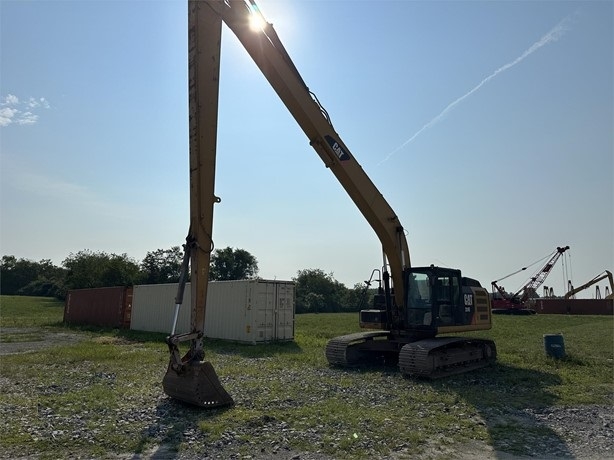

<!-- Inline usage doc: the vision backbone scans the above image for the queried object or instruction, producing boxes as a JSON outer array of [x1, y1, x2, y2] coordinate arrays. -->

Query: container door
[[122, 287, 133, 329], [256, 282, 275, 341], [275, 282, 295, 341]]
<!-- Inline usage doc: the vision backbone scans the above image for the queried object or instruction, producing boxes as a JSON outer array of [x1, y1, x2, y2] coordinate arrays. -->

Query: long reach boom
[[163, 0, 496, 408]]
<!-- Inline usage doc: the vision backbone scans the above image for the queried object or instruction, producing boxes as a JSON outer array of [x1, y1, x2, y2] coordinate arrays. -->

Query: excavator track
[[398, 337, 496, 379], [325, 331, 391, 366]]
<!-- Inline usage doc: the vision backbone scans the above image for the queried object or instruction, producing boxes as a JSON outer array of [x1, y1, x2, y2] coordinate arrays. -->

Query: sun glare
[[248, 11, 267, 32]]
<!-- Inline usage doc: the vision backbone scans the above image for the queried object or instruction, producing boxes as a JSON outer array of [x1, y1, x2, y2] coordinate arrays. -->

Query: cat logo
[[325, 135, 351, 161]]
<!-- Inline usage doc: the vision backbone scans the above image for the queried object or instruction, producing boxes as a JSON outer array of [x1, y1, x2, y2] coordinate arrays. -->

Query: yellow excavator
[[162, 0, 496, 408]]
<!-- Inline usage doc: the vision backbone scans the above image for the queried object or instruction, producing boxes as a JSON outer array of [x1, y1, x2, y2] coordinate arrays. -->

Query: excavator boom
[[203, 0, 410, 305], [164, 0, 412, 406]]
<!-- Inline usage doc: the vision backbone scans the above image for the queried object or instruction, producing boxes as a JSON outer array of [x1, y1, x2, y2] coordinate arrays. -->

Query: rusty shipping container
[[535, 298, 613, 315], [64, 286, 133, 328], [130, 280, 295, 343]]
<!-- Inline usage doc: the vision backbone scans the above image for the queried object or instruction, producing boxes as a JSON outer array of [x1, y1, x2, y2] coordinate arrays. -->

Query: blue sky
[[1, 0, 612, 298]]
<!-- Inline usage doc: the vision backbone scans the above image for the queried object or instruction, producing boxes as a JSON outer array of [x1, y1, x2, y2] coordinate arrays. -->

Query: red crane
[[491, 246, 570, 315]]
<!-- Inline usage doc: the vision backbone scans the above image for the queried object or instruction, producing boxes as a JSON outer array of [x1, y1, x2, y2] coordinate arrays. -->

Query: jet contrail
[[380, 14, 574, 164]]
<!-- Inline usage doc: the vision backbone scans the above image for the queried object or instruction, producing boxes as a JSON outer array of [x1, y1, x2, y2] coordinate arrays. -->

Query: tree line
[[1, 248, 376, 313]]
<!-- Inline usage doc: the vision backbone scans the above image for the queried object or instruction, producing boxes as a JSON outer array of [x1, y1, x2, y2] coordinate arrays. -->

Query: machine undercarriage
[[326, 331, 497, 379]]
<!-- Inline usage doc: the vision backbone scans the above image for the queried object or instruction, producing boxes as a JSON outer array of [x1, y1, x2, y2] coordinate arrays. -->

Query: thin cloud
[[0, 107, 18, 127], [17, 112, 39, 125], [15, 170, 90, 198], [4, 94, 19, 105], [27, 97, 50, 109], [0, 93, 50, 127], [380, 13, 575, 164], [6, 163, 135, 220]]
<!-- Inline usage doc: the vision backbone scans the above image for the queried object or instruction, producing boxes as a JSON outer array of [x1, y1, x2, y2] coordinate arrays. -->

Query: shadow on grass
[[132, 397, 233, 459], [429, 362, 572, 459], [205, 338, 303, 358], [331, 359, 573, 458], [45, 321, 67, 328], [57, 323, 304, 358]]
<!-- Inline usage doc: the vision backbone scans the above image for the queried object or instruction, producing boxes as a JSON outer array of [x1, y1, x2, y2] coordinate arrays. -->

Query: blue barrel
[[544, 334, 566, 359]]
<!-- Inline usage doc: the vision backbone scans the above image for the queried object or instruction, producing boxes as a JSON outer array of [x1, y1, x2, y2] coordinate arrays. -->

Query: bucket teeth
[[163, 361, 234, 408]]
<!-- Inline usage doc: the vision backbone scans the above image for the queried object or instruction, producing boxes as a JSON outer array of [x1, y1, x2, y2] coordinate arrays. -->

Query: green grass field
[[0, 296, 612, 459], [0, 295, 65, 328]]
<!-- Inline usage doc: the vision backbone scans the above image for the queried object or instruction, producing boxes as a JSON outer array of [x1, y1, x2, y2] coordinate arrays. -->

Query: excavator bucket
[[162, 360, 234, 408]]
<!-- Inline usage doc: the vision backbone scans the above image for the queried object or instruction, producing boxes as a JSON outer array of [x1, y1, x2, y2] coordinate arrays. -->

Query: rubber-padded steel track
[[398, 337, 496, 378], [325, 331, 390, 366]]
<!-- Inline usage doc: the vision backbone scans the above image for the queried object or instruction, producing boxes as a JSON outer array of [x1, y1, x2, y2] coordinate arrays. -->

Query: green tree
[[0, 256, 66, 297], [62, 250, 141, 290], [293, 268, 348, 313], [209, 247, 258, 281], [140, 246, 183, 284], [303, 292, 325, 313], [101, 253, 142, 287], [19, 259, 67, 298], [342, 282, 378, 312], [1, 256, 38, 295]]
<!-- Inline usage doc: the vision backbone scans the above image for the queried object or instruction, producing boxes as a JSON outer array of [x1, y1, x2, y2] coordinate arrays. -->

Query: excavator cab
[[405, 266, 491, 333], [406, 265, 491, 334], [408, 267, 463, 327], [361, 266, 489, 335]]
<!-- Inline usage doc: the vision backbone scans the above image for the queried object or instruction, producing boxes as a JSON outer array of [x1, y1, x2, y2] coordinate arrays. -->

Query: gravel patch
[[5, 397, 612, 460], [119, 393, 613, 460], [0, 327, 86, 355], [1, 328, 612, 459]]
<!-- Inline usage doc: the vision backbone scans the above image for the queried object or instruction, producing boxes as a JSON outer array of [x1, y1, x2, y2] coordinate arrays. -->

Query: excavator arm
[[162, 3, 234, 408], [202, 0, 410, 303]]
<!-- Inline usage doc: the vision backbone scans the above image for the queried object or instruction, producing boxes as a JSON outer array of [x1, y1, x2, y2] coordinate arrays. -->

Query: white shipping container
[[130, 280, 295, 344], [131, 283, 192, 335]]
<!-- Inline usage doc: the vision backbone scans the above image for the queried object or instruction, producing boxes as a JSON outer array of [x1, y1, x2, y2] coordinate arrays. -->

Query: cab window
[[406, 273, 432, 326], [435, 275, 461, 325]]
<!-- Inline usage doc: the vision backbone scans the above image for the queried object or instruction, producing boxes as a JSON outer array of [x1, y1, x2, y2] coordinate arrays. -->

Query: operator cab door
[[406, 271, 436, 332], [432, 274, 462, 327]]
